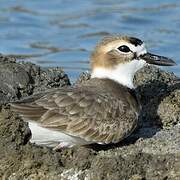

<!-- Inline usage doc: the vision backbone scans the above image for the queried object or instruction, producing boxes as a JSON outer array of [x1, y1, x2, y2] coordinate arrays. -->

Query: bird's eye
[[117, 45, 131, 53]]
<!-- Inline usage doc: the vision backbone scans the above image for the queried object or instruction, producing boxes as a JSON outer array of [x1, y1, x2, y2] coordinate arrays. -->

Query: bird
[[10, 35, 176, 150]]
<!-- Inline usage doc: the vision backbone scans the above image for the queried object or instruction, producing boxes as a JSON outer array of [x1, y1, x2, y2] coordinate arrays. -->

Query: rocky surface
[[0, 54, 70, 105], [0, 55, 179, 179]]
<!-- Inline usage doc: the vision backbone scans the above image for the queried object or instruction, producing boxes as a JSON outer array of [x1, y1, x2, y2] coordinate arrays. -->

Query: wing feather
[[11, 86, 137, 144]]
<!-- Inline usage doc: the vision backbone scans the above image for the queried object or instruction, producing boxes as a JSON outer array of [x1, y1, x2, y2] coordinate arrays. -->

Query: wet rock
[[0, 56, 179, 179], [0, 55, 70, 106]]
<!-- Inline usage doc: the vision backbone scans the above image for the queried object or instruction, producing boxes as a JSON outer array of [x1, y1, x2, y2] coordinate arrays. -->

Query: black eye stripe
[[117, 45, 131, 53]]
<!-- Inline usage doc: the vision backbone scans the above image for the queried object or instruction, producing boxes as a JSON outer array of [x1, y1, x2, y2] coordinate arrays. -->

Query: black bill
[[140, 52, 176, 66]]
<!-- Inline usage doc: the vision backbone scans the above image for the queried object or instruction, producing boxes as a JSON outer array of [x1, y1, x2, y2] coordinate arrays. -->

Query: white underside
[[28, 122, 92, 148]]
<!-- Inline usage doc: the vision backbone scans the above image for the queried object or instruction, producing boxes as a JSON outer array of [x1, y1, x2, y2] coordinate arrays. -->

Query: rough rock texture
[[134, 66, 180, 129], [0, 54, 70, 105], [0, 56, 179, 179]]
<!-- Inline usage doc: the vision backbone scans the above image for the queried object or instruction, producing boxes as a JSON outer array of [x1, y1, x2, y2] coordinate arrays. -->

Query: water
[[0, 0, 179, 82]]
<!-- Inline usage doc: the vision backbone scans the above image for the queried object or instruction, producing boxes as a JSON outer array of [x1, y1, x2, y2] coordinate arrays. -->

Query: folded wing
[[11, 86, 137, 144]]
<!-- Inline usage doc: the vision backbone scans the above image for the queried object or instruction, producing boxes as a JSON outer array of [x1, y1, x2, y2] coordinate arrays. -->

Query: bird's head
[[91, 35, 176, 88]]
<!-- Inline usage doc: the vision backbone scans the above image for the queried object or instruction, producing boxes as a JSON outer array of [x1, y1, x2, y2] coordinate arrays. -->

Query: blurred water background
[[0, 0, 179, 82]]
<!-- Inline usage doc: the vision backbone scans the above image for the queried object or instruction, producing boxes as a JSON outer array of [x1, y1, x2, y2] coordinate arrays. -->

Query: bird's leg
[[53, 142, 74, 151]]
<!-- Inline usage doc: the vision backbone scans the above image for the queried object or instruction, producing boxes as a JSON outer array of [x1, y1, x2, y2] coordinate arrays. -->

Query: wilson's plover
[[11, 35, 176, 149]]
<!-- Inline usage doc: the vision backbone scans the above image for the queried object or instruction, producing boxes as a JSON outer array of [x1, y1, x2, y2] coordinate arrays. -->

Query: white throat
[[91, 59, 146, 89]]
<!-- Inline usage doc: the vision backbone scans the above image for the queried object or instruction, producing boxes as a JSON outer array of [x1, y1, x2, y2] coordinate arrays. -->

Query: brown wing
[[11, 86, 137, 144]]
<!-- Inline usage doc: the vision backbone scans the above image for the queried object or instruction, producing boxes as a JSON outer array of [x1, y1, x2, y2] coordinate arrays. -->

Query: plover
[[11, 35, 176, 149]]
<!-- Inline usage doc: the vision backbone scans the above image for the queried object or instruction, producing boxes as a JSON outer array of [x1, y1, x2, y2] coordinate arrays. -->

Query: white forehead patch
[[102, 40, 147, 57]]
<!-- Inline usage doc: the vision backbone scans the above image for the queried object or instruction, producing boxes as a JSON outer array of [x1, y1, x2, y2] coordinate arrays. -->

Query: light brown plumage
[[11, 78, 139, 145]]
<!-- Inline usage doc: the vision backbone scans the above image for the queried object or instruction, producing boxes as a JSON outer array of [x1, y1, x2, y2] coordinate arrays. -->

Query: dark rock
[[0, 56, 31, 104], [0, 55, 70, 106], [134, 65, 180, 129]]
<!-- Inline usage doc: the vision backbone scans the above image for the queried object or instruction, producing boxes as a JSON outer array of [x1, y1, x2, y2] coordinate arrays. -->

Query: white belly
[[28, 122, 91, 148]]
